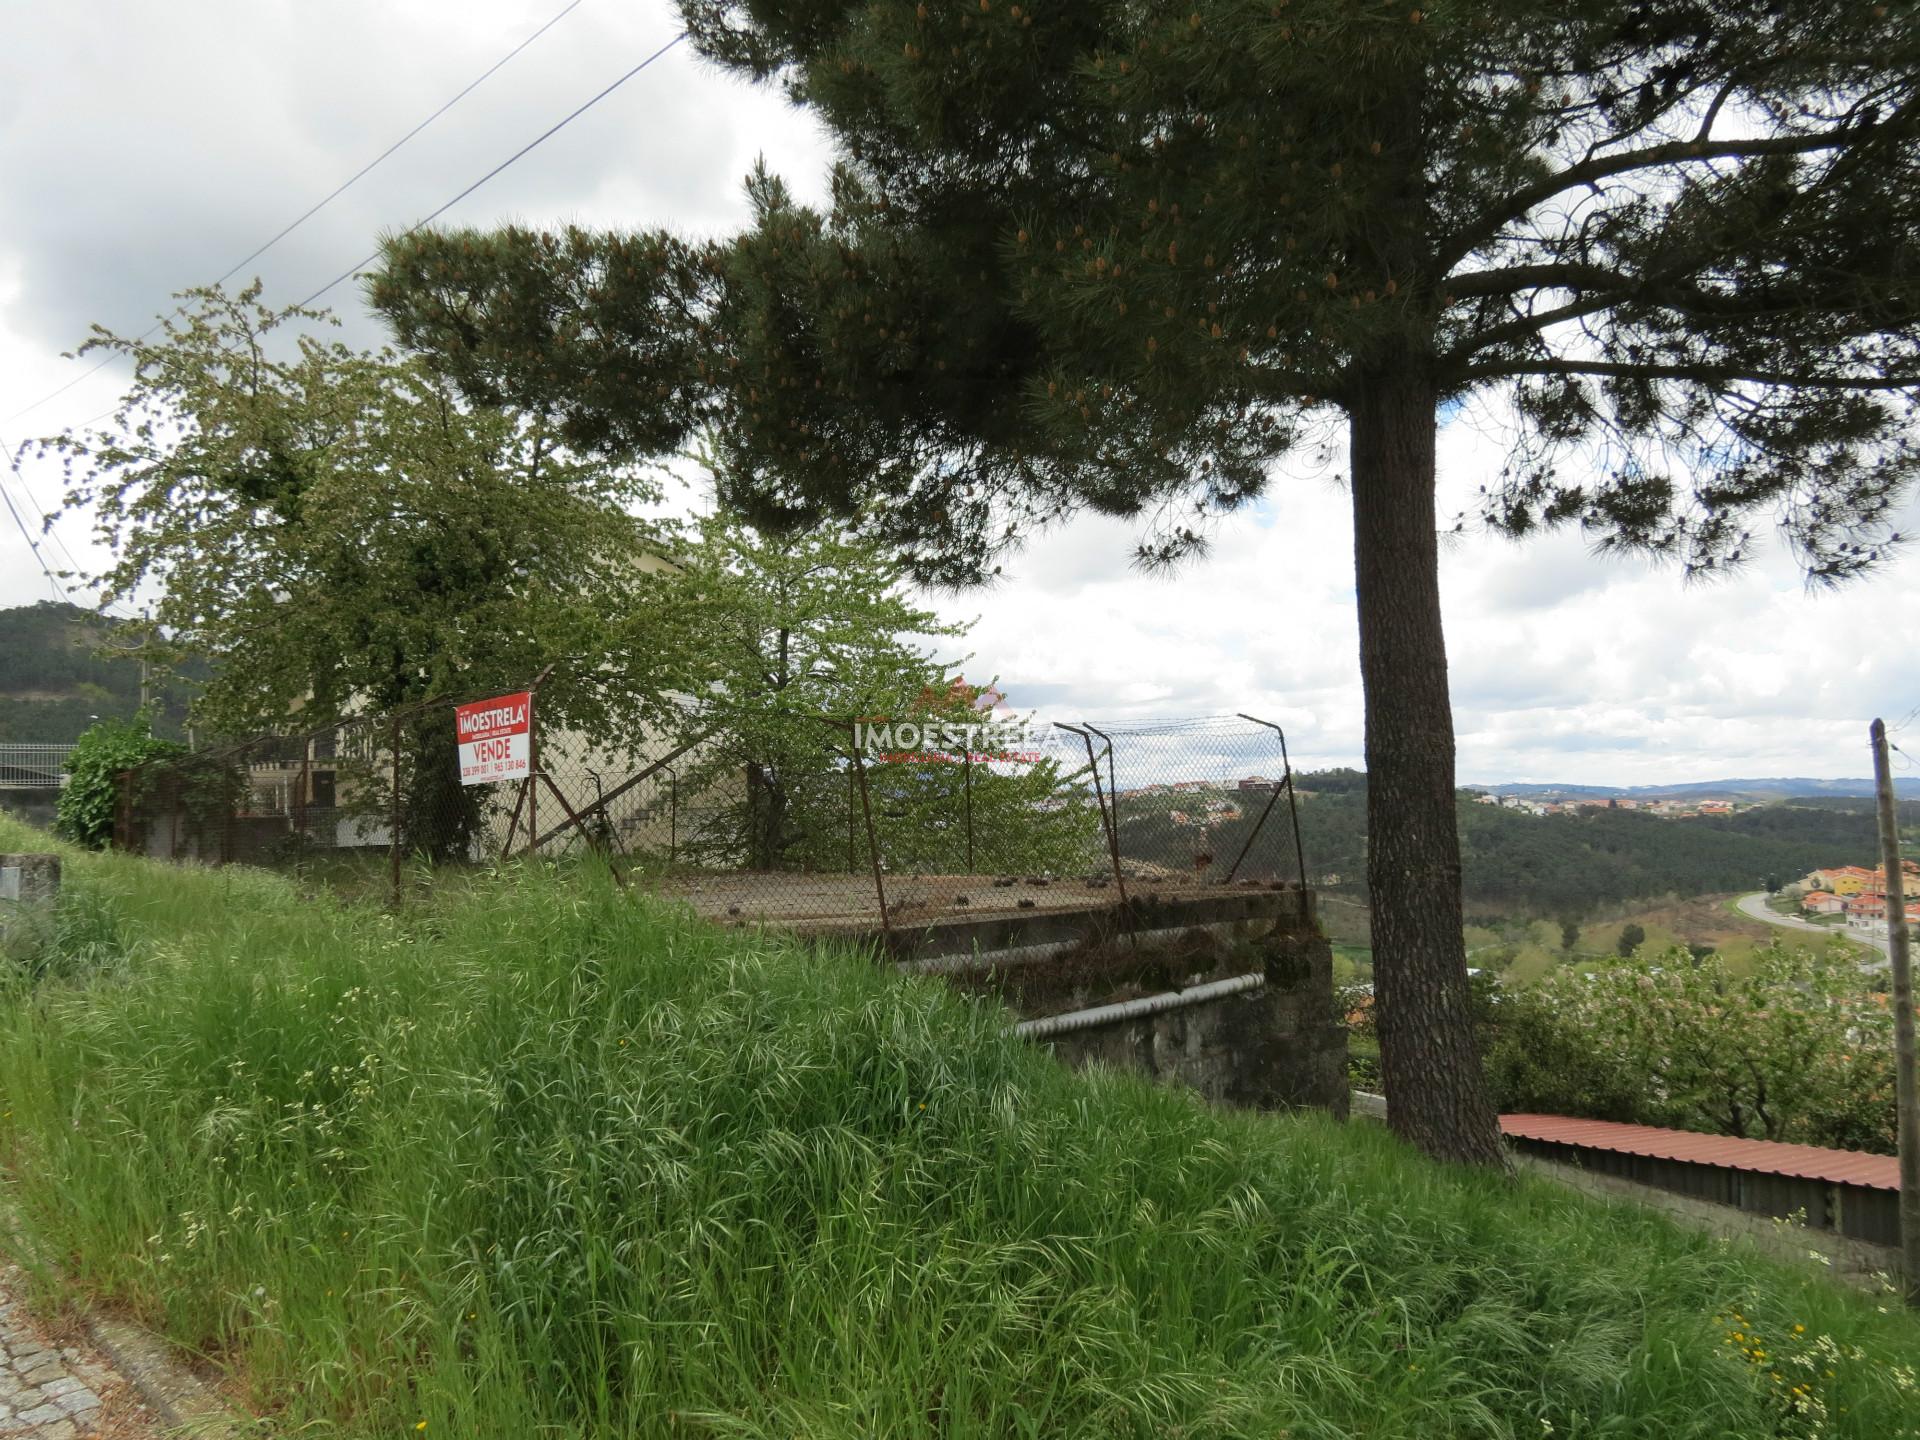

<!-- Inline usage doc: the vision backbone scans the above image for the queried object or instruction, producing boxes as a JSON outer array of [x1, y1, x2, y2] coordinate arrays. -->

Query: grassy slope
[[1, 819, 1918, 1437]]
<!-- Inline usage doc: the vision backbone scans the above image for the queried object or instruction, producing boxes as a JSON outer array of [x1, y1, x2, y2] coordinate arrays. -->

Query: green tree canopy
[[372, 4, 1920, 1163], [40, 285, 669, 743]]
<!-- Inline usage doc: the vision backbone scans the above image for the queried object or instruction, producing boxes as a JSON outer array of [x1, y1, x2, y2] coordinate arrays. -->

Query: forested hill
[[0, 601, 189, 742], [1290, 774, 1910, 918]]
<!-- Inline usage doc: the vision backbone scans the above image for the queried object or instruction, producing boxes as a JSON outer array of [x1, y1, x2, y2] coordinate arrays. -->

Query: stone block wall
[[1030, 921, 1349, 1118]]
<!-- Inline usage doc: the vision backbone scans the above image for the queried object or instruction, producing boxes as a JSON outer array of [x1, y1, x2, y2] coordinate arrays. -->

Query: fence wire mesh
[[111, 683, 1308, 934]]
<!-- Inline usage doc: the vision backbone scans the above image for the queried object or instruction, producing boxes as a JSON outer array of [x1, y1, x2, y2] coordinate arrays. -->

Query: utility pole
[[1870, 717, 1919, 1306]]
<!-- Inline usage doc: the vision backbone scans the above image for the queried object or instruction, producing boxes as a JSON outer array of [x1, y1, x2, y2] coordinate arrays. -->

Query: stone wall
[[973, 893, 1347, 1118]]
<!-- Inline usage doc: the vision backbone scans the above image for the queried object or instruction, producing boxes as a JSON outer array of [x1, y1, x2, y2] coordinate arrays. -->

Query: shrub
[[54, 713, 184, 849]]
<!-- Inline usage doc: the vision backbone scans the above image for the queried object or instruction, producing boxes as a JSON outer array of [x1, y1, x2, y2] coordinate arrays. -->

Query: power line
[[214, 0, 589, 290], [0, 431, 71, 603], [3, 19, 685, 616], [0, 432, 85, 576], [50, 32, 684, 432], [0, 429, 140, 617], [293, 31, 686, 310], [5, 0, 592, 424]]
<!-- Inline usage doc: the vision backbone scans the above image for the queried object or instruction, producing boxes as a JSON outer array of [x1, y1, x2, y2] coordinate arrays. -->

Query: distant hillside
[[0, 601, 190, 742], [1282, 779, 1896, 925], [1468, 776, 1920, 801]]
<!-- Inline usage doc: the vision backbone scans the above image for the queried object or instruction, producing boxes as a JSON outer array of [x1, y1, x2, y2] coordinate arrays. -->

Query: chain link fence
[[109, 680, 1309, 933]]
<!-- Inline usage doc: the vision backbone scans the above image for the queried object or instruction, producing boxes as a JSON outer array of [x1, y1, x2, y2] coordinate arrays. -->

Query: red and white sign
[[455, 691, 531, 786]]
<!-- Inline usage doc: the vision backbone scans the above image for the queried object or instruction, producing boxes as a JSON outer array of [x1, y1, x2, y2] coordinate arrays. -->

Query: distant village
[[1794, 862, 1920, 937], [1118, 777, 1773, 824], [1111, 775, 1280, 827], [1470, 792, 1755, 818]]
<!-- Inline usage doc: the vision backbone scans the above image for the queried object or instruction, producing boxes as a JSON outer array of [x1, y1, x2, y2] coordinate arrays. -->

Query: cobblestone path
[[0, 1269, 154, 1439]]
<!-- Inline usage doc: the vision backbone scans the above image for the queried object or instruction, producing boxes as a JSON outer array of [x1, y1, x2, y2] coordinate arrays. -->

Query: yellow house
[[1820, 866, 1877, 896]]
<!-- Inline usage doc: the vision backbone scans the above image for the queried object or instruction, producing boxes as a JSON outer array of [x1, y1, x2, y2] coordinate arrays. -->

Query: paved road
[[0, 1266, 155, 1439], [1733, 891, 1891, 967]]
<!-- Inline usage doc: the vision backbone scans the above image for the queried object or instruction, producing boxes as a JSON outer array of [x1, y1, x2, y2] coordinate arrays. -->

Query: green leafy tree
[[55, 714, 184, 849], [373, 7, 1920, 1163], [41, 286, 670, 858], [1559, 919, 1580, 953], [653, 505, 1099, 876], [658, 506, 967, 869], [1616, 921, 1647, 957]]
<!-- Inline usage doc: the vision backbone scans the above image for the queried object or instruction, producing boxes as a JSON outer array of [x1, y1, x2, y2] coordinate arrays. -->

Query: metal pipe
[[1224, 780, 1285, 884], [1009, 972, 1266, 1039], [901, 920, 1262, 976], [1083, 722, 1121, 850]]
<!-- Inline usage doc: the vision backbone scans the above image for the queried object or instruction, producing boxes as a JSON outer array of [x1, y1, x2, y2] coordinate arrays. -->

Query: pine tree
[[373, 2, 1920, 1165]]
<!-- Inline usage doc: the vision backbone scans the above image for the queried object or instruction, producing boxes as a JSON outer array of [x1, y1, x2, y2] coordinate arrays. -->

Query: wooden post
[[1870, 717, 1919, 1305]]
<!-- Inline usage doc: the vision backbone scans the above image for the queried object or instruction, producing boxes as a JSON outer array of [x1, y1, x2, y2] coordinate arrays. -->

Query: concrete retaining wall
[[1001, 901, 1348, 1118]]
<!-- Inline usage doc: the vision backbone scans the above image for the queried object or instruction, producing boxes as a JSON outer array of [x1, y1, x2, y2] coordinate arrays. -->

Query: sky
[[2, 0, 1916, 786]]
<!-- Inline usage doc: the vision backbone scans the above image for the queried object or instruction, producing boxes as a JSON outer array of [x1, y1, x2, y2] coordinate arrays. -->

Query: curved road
[[1734, 891, 1891, 968]]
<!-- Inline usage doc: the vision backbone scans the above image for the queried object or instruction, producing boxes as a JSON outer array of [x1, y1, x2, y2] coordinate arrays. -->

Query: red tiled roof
[[1500, 1114, 1899, 1191]]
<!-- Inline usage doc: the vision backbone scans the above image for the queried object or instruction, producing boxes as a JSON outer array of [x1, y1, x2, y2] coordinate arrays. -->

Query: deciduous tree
[[41, 286, 670, 855], [655, 503, 967, 868]]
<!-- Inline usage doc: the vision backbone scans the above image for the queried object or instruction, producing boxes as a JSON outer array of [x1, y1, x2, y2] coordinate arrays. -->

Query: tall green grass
[[1, 815, 1917, 1437]]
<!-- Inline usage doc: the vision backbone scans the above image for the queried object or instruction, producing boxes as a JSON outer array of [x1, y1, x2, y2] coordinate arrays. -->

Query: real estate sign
[[456, 691, 531, 786]]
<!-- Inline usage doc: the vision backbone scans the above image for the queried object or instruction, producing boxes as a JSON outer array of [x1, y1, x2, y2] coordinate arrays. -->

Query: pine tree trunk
[[1349, 366, 1508, 1169]]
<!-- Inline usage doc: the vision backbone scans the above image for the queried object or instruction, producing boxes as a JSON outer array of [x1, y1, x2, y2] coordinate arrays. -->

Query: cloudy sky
[[3, 1, 1916, 784]]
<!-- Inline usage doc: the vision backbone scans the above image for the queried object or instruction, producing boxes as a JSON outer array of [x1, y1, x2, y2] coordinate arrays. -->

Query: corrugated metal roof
[[1500, 1114, 1900, 1192]]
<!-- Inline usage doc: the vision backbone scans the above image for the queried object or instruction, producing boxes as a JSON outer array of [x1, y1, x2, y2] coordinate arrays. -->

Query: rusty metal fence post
[[1057, 722, 1131, 925], [821, 717, 889, 934], [389, 712, 403, 906], [1237, 713, 1310, 892], [527, 689, 540, 860], [963, 747, 975, 874]]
